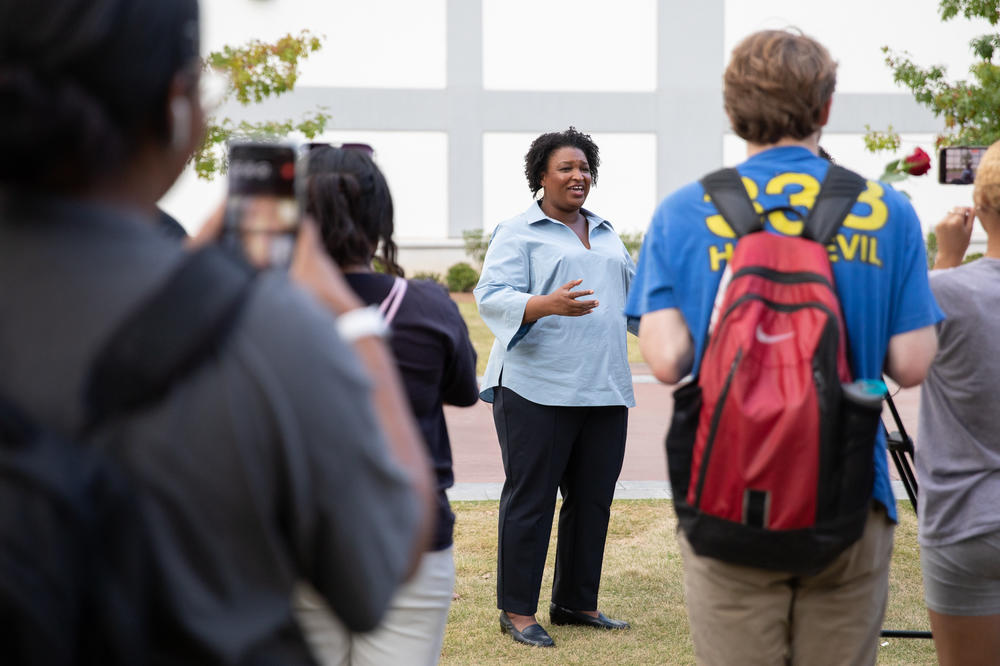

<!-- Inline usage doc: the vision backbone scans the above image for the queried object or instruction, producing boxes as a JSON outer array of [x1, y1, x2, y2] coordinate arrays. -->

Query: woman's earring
[[169, 97, 191, 152]]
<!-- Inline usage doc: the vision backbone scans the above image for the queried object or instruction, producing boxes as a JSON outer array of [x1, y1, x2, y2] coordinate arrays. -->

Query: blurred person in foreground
[[475, 127, 636, 648], [295, 144, 479, 665], [917, 140, 1000, 666], [627, 29, 940, 664], [0, 0, 433, 662]]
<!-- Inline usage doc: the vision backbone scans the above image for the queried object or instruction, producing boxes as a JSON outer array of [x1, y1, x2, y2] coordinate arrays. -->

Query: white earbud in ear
[[169, 97, 192, 152]]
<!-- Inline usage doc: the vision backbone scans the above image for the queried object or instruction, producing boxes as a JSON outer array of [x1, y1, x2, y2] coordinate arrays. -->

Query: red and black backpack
[[666, 164, 885, 575]]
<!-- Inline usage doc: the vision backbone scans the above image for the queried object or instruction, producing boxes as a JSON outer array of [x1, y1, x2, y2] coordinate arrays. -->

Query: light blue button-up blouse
[[474, 201, 638, 407]]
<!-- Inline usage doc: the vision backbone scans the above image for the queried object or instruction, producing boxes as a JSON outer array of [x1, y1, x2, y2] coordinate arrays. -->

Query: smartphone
[[222, 142, 301, 269], [939, 146, 988, 185]]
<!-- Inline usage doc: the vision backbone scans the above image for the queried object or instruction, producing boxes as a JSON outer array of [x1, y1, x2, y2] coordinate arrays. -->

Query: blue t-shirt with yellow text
[[627, 146, 944, 521]]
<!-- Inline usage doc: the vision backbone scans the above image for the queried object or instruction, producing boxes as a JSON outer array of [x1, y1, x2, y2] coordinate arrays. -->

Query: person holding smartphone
[[475, 127, 635, 648], [918, 140, 1000, 665], [0, 0, 433, 662], [294, 145, 479, 665]]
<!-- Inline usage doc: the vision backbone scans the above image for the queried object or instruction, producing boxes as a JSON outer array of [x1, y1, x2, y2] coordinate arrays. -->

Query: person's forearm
[[521, 293, 552, 325]]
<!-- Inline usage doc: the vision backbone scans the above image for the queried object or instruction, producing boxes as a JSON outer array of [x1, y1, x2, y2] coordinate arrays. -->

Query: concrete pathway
[[446, 366, 922, 502]]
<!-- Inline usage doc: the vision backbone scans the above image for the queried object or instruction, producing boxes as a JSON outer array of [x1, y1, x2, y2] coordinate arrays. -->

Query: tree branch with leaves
[[193, 31, 330, 180], [865, 0, 1000, 153]]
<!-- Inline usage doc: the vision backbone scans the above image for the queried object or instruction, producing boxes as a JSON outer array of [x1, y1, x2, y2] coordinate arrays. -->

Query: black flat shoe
[[499, 611, 556, 647], [549, 602, 631, 630]]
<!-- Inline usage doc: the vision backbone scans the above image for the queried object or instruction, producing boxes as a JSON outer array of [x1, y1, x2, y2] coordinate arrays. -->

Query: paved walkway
[[446, 365, 922, 502]]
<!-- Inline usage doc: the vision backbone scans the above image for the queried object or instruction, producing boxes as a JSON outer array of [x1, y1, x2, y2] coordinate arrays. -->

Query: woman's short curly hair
[[724, 29, 837, 145], [524, 127, 600, 197]]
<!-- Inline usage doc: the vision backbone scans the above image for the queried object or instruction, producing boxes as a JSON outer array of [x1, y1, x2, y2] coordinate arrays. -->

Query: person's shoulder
[[405, 278, 470, 328], [407, 276, 449, 295], [664, 180, 706, 207], [874, 179, 915, 208], [650, 180, 710, 231], [931, 258, 995, 291], [406, 277, 454, 308], [486, 207, 542, 251], [493, 205, 539, 234], [929, 262, 985, 316]]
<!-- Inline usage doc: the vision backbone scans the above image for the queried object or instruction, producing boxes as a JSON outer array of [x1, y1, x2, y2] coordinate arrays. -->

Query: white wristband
[[335, 306, 390, 343]]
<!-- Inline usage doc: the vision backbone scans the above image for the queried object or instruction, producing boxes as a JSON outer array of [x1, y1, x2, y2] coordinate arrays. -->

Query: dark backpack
[[0, 245, 254, 664], [666, 164, 885, 575]]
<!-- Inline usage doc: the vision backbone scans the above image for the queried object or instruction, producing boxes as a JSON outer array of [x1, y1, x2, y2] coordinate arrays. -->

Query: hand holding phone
[[222, 142, 301, 268]]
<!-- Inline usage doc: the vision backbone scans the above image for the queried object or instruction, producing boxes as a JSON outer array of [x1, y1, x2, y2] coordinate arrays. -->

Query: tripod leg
[[878, 389, 931, 639]]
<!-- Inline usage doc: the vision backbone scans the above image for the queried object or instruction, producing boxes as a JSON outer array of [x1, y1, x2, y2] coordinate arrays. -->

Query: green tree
[[193, 31, 330, 179], [865, 1, 1000, 151]]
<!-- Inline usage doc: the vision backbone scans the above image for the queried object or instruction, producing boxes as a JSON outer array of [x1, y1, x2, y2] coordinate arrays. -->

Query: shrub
[[446, 262, 479, 293]]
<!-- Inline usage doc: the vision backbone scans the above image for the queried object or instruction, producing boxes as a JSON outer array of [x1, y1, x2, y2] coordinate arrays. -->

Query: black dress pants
[[493, 386, 627, 616]]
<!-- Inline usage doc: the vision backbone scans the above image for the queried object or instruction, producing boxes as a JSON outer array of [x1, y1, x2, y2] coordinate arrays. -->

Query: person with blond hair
[[627, 29, 941, 664], [918, 140, 1000, 665]]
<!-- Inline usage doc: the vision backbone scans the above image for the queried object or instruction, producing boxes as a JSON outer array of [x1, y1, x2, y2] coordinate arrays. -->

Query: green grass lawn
[[451, 294, 644, 376], [442, 501, 936, 665]]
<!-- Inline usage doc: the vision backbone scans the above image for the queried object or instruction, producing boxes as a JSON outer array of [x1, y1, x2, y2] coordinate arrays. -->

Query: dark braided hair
[[305, 145, 404, 277], [523, 126, 600, 197]]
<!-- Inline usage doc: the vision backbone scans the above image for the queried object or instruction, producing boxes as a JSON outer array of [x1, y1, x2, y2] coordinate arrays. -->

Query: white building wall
[[160, 0, 990, 273]]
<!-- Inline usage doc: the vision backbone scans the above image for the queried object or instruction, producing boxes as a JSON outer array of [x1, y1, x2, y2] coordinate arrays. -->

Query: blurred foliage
[[865, 1, 1000, 153], [446, 262, 480, 293], [193, 31, 329, 179], [619, 231, 645, 261], [462, 229, 490, 268], [863, 125, 902, 153]]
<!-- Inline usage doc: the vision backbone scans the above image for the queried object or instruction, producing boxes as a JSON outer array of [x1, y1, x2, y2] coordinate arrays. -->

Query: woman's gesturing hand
[[547, 278, 599, 316], [523, 278, 598, 324]]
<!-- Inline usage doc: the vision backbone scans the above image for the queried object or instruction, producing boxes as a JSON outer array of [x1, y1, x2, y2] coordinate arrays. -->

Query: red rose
[[903, 147, 931, 176]]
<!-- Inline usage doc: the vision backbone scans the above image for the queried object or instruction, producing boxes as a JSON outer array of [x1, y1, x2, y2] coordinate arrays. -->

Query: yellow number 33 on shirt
[[703, 172, 889, 238]]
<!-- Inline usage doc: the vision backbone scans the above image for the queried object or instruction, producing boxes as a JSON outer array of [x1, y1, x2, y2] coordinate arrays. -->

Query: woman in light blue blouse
[[474, 127, 636, 648]]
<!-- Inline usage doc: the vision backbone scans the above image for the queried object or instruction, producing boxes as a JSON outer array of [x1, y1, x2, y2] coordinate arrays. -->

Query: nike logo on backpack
[[755, 325, 794, 344]]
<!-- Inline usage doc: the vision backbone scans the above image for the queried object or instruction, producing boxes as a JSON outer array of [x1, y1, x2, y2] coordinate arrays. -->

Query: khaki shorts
[[678, 504, 894, 666]]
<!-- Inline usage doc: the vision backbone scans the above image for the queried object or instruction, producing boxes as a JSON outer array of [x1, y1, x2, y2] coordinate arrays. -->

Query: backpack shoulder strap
[[378, 276, 408, 326], [803, 165, 868, 244], [700, 168, 762, 238], [83, 245, 255, 427]]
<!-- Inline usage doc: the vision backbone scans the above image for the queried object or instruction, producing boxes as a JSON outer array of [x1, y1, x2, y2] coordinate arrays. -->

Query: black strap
[[700, 168, 762, 237], [802, 165, 867, 244], [83, 246, 255, 428], [700, 164, 867, 243]]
